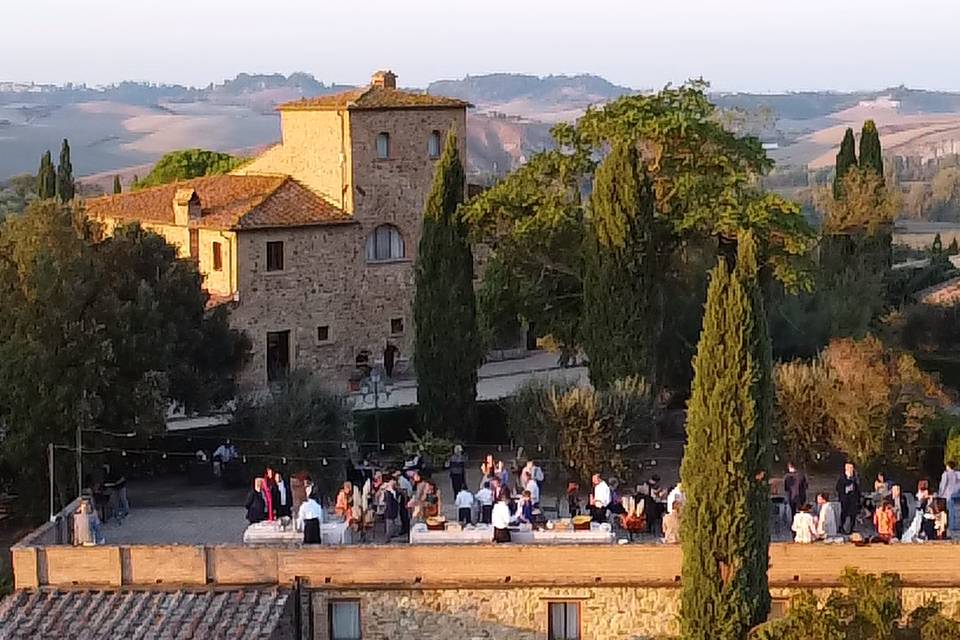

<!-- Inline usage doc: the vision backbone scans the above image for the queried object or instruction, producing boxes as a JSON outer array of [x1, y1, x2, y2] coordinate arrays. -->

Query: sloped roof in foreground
[[0, 587, 291, 639]]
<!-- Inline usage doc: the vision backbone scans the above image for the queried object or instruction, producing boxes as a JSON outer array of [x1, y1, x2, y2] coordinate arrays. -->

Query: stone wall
[[310, 585, 960, 640]]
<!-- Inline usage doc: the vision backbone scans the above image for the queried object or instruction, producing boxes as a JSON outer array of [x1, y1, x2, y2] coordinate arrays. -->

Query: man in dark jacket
[[783, 462, 808, 518], [836, 462, 861, 535]]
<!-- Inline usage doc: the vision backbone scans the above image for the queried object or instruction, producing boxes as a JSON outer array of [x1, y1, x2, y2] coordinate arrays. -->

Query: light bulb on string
[[380, 443, 385, 451], [322, 458, 328, 466], [537, 444, 542, 453], [161, 453, 167, 460], [303, 441, 308, 449], [340, 442, 346, 450], [653, 442, 661, 450], [615, 443, 622, 451], [281, 457, 287, 465]]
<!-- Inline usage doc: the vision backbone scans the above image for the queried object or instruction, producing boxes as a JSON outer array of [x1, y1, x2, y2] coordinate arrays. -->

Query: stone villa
[[85, 71, 470, 392]]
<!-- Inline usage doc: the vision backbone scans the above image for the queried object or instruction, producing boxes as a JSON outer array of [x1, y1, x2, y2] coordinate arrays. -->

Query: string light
[[653, 442, 661, 450], [322, 458, 328, 466], [303, 441, 308, 449]]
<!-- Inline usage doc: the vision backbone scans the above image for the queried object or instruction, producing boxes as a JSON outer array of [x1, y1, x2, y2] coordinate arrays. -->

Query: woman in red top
[[262, 466, 276, 520]]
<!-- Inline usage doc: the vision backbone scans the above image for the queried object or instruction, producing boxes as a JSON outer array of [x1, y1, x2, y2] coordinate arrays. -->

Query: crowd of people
[[788, 460, 960, 544]]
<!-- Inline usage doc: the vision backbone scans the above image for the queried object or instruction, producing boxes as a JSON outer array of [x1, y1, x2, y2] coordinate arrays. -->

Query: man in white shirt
[[666, 483, 684, 514], [475, 481, 494, 524], [590, 474, 611, 523], [455, 487, 475, 524], [491, 494, 513, 543], [524, 476, 540, 507]]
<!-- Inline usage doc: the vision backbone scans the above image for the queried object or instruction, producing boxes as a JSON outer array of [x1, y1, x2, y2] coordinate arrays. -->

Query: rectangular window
[[266, 241, 284, 272], [189, 228, 199, 261], [376, 132, 390, 159], [266, 330, 290, 382], [390, 317, 404, 335], [212, 242, 223, 271], [329, 600, 361, 640], [548, 602, 580, 640], [317, 325, 330, 343]]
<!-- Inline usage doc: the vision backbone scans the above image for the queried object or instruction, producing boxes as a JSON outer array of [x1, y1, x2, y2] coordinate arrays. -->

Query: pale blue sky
[[2, 0, 957, 91]]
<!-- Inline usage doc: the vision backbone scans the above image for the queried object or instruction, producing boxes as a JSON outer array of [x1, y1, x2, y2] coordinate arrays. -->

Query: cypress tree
[[113, 175, 122, 194], [413, 132, 482, 437], [582, 141, 657, 388], [56, 139, 75, 203], [933, 232, 944, 256], [833, 128, 858, 200], [36, 151, 56, 200], [859, 120, 884, 183], [680, 231, 772, 640], [948, 237, 959, 256]]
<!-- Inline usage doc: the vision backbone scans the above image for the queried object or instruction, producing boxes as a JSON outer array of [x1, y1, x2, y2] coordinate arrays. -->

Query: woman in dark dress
[[245, 478, 267, 524]]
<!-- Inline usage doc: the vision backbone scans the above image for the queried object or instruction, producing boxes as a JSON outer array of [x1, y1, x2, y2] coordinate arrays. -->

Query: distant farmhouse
[[86, 71, 480, 392]]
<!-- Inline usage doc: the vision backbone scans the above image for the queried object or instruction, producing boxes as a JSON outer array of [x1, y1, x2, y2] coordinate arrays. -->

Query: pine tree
[[948, 237, 959, 256], [413, 132, 482, 437], [113, 175, 122, 195], [56, 139, 75, 203], [582, 141, 657, 388], [833, 128, 858, 200], [933, 232, 944, 256], [859, 120, 884, 183], [680, 231, 772, 640], [36, 151, 56, 200]]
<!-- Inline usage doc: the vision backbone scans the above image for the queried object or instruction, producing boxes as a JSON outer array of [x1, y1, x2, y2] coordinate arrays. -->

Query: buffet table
[[409, 522, 615, 545], [243, 520, 351, 545]]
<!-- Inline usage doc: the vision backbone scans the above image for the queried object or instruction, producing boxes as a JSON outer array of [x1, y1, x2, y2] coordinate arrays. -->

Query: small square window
[[329, 600, 361, 640], [768, 599, 790, 621], [390, 318, 404, 335], [266, 241, 284, 272], [212, 242, 223, 271], [548, 602, 580, 640], [317, 325, 330, 343]]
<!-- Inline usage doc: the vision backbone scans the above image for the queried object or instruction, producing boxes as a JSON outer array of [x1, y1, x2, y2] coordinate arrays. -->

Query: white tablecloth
[[409, 522, 615, 545], [243, 520, 351, 545]]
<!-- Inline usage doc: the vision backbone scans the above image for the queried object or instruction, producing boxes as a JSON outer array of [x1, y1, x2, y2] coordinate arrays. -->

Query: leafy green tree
[[680, 231, 772, 639], [0, 202, 249, 511], [860, 119, 884, 182], [113, 175, 122, 194], [833, 127, 858, 200], [36, 150, 56, 199], [134, 149, 246, 190], [413, 133, 482, 437], [56, 139, 75, 203], [582, 141, 657, 387]]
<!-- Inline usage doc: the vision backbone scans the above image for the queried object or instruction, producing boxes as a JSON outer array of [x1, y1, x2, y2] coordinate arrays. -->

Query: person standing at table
[[523, 472, 540, 508], [298, 493, 323, 544], [272, 471, 292, 520], [939, 460, 960, 531], [476, 481, 494, 524], [447, 445, 466, 497], [245, 478, 267, 524], [783, 462, 808, 518], [590, 474, 611, 523], [335, 481, 355, 526], [492, 489, 513, 543], [836, 461, 861, 535], [890, 484, 910, 539], [382, 476, 401, 541], [455, 485, 474, 525]]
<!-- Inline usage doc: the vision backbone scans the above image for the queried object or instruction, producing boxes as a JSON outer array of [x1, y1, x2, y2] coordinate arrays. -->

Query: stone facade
[[310, 586, 960, 640]]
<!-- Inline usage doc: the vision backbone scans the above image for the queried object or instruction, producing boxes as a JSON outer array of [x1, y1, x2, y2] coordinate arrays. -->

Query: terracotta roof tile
[[918, 275, 960, 306], [0, 588, 291, 639], [84, 175, 353, 231], [279, 85, 471, 111]]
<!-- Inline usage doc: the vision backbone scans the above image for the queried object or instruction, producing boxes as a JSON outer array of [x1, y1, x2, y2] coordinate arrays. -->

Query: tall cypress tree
[[113, 175, 122, 194], [680, 231, 772, 640], [36, 151, 56, 200], [582, 141, 657, 388], [832, 127, 858, 200], [413, 132, 481, 437], [859, 120, 884, 183], [56, 139, 75, 203]]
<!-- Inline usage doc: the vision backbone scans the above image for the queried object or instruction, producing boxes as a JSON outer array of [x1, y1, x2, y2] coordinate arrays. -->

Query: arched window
[[366, 224, 405, 262], [428, 130, 442, 158], [376, 132, 390, 159]]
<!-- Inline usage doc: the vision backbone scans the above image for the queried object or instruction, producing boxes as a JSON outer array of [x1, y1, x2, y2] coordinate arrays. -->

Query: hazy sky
[[3, 0, 959, 92]]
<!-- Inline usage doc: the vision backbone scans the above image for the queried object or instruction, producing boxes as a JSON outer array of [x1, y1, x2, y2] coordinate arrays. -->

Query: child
[[455, 486, 475, 525]]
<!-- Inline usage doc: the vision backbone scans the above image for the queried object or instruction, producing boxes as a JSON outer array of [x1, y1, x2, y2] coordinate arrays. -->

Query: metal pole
[[48, 443, 55, 522], [374, 379, 381, 451], [76, 390, 84, 496]]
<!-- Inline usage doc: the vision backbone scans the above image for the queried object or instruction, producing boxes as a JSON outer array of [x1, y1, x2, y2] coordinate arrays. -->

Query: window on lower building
[[376, 132, 390, 159], [768, 599, 790, 621], [329, 600, 361, 640], [212, 242, 223, 271], [266, 330, 290, 382], [548, 602, 580, 640], [365, 225, 405, 262], [390, 317, 404, 335], [189, 228, 199, 261], [266, 241, 284, 271], [317, 325, 330, 343], [428, 130, 442, 158]]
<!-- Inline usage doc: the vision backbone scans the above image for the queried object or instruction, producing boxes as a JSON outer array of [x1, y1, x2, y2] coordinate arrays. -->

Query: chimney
[[173, 188, 201, 226], [371, 70, 397, 89]]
